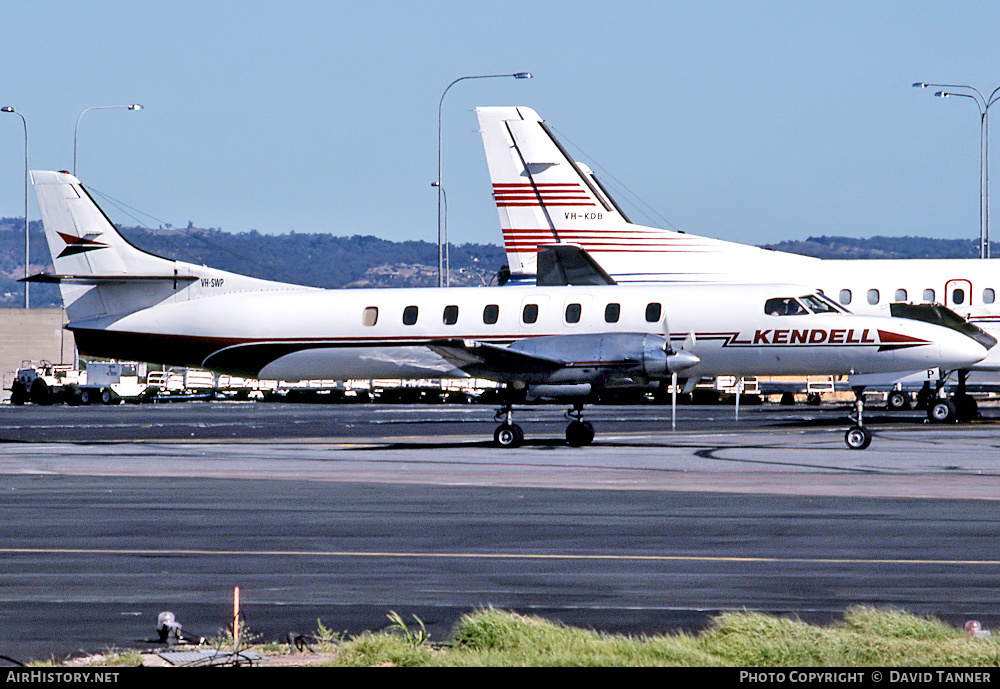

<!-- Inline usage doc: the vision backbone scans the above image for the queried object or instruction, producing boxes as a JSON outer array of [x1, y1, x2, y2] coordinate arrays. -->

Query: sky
[[1, 1, 999, 252]]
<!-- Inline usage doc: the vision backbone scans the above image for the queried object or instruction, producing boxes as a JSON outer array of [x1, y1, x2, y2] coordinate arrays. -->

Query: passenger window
[[443, 305, 459, 325], [402, 305, 418, 325], [894, 289, 907, 302], [645, 303, 662, 323], [952, 288, 965, 305], [483, 304, 499, 324], [605, 303, 621, 323], [984, 288, 995, 304], [363, 306, 378, 327], [565, 303, 582, 324], [867, 289, 879, 305], [839, 289, 852, 305], [923, 289, 936, 302], [522, 303, 538, 324]]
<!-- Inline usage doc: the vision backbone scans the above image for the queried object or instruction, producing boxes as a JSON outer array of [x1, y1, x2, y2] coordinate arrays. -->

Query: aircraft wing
[[427, 339, 565, 382]]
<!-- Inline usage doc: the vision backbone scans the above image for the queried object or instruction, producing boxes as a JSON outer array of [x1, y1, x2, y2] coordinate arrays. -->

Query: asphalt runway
[[2, 401, 1000, 663]]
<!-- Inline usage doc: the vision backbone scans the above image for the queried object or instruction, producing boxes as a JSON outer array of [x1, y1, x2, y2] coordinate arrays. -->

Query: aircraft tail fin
[[477, 107, 807, 283], [29, 170, 192, 317], [30, 170, 185, 276], [478, 106, 633, 278]]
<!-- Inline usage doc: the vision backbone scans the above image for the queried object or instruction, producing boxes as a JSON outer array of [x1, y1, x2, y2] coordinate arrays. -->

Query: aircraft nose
[[936, 331, 988, 369]]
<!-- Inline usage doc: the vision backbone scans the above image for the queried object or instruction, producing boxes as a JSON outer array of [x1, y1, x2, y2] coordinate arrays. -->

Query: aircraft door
[[944, 279, 973, 309]]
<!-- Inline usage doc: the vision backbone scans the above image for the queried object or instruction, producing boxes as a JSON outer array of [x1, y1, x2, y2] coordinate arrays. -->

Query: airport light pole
[[74, 104, 143, 178], [914, 82, 1000, 258], [438, 73, 531, 286], [2, 106, 29, 308]]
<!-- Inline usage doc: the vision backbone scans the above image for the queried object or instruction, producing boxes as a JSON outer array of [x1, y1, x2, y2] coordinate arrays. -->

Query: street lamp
[[2, 106, 29, 308], [914, 82, 1000, 258], [437, 73, 531, 286], [74, 104, 143, 177]]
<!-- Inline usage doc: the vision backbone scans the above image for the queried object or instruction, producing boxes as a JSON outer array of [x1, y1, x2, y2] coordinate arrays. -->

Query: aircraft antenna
[[88, 186, 303, 285], [548, 124, 682, 232]]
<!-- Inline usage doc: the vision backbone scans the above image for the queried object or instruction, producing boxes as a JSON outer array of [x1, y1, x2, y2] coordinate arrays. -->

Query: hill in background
[[761, 235, 983, 259], [0, 217, 988, 308]]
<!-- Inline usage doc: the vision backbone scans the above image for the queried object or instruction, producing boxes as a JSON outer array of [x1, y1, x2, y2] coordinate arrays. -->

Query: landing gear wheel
[[928, 399, 958, 424], [886, 390, 910, 411], [953, 393, 979, 422], [566, 420, 595, 447], [844, 425, 872, 450], [494, 423, 524, 448]]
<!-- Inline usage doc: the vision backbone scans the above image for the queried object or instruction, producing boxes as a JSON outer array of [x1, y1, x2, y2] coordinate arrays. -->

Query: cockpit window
[[767, 294, 845, 316], [765, 297, 808, 316], [799, 294, 841, 314]]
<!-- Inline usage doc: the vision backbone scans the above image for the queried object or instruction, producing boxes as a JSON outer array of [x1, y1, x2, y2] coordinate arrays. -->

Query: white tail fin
[[477, 107, 809, 283], [31, 171, 182, 278]]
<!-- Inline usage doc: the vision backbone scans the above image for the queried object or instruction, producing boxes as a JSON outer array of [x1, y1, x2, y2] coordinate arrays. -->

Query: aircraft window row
[[361, 301, 666, 326], [836, 287, 996, 306]]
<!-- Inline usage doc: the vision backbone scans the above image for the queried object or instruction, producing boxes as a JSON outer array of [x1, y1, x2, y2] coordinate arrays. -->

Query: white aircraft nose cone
[[929, 330, 988, 370]]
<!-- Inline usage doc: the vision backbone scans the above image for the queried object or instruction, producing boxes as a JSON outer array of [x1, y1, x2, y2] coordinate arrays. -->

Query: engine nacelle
[[525, 384, 593, 401], [508, 332, 697, 383]]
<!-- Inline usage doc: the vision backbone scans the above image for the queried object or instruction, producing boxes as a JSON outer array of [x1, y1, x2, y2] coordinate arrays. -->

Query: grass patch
[[47, 606, 1000, 667]]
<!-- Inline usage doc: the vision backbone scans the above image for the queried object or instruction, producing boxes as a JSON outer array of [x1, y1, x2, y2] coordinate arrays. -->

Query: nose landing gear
[[844, 388, 873, 450]]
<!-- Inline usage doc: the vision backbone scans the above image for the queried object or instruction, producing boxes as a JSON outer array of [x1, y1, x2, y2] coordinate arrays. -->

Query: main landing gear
[[888, 371, 979, 425], [493, 401, 596, 448], [493, 404, 524, 448], [844, 388, 873, 450], [565, 404, 595, 447]]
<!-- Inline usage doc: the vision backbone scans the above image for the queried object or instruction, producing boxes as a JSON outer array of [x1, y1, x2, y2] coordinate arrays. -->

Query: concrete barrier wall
[[0, 309, 74, 400]]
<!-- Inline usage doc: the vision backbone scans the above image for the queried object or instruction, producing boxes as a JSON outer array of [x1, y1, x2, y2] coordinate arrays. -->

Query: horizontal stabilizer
[[22, 272, 200, 285]]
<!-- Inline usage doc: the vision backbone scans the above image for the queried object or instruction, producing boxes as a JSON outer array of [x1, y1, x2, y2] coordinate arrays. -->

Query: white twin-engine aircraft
[[28, 170, 989, 449], [477, 105, 1000, 423]]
